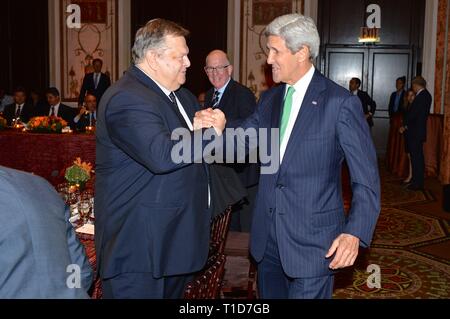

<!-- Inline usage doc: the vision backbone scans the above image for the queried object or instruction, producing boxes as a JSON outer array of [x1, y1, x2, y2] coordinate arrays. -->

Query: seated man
[[35, 87, 77, 129], [3, 87, 34, 126], [74, 93, 97, 132], [0, 166, 93, 298]]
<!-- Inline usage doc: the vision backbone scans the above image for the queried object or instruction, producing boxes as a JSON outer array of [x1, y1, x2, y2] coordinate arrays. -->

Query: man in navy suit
[[404, 76, 432, 191], [197, 13, 380, 299], [204, 49, 258, 231], [78, 58, 111, 107], [95, 18, 225, 299], [349, 77, 377, 128], [35, 87, 77, 129], [74, 93, 97, 132], [388, 76, 406, 118], [0, 166, 93, 298], [3, 87, 34, 125]]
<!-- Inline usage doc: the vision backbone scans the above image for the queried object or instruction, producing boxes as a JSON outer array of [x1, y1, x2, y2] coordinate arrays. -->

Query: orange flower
[[73, 157, 93, 176]]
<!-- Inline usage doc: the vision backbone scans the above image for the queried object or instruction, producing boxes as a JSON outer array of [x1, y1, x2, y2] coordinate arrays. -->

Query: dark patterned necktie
[[211, 90, 220, 108], [15, 105, 21, 117], [50, 106, 55, 116], [169, 92, 188, 128]]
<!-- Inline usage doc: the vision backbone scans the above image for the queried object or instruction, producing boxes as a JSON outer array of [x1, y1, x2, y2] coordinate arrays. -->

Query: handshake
[[193, 108, 226, 135]]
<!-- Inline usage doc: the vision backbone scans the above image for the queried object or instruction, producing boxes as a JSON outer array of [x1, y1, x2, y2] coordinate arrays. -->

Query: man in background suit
[[0, 166, 93, 298], [204, 49, 259, 231], [349, 77, 377, 128], [95, 18, 225, 299], [388, 76, 406, 118], [74, 93, 97, 132], [78, 58, 111, 107], [404, 76, 432, 191], [35, 87, 77, 129], [196, 13, 380, 299], [3, 87, 34, 125]]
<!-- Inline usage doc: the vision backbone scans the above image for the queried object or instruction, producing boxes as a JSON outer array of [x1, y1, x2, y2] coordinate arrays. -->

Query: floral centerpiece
[[0, 115, 6, 130], [64, 157, 93, 190], [27, 116, 68, 133]]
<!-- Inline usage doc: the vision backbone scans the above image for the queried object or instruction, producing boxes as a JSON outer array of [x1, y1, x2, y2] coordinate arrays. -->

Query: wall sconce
[[358, 27, 380, 43]]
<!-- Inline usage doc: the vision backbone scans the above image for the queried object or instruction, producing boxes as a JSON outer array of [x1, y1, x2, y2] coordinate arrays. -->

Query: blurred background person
[[204, 49, 258, 232], [403, 76, 432, 191], [35, 87, 77, 129], [78, 58, 111, 108], [388, 76, 406, 118], [399, 88, 416, 184], [74, 93, 97, 132], [0, 166, 93, 298], [349, 77, 377, 129], [3, 87, 33, 125]]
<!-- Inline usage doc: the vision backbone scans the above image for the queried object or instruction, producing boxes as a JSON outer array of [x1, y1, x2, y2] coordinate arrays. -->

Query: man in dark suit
[[3, 87, 34, 125], [74, 93, 97, 132], [0, 166, 93, 298], [78, 58, 111, 107], [204, 49, 258, 231], [404, 76, 432, 191], [95, 19, 225, 299], [349, 77, 377, 128], [196, 13, 380, 299], [388, 76, 406, 118], [34, 87, 77, 129]]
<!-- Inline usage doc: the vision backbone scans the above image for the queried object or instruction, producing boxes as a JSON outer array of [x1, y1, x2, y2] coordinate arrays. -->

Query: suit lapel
[[128, 66, 189, 129], [270, 85, 285, 131], [217, 79, 234, 111], [279, 71, 327, 175]]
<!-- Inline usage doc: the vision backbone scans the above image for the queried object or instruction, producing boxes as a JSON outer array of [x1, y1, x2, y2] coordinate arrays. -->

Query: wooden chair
[[209, 206, 232, 257], [184, 253, 226, 299]]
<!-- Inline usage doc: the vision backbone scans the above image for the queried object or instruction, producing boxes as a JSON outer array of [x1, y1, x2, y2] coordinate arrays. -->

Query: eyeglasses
[[204, 65, 230, 74]]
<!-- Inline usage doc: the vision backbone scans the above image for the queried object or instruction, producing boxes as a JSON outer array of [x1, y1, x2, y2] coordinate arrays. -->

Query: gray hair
[[265, 13, 320, 60], [132, 18, 189, 64], [412, 76, 427, 88]]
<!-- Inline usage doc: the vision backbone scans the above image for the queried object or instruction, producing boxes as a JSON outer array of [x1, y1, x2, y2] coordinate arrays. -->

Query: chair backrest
[[184, 253, 226, 299], [209, 206, 232, 256]]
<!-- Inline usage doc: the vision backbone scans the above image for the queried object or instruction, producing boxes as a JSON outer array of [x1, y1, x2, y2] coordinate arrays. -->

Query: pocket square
[[312, 101, 318, 105]]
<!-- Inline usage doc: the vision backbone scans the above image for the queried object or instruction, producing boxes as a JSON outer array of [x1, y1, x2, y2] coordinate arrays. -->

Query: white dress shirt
[[49, 103, 60, 117], [280, 65, 315, 163], [15, 103, 25, 116], [136, 66, 193, 131]]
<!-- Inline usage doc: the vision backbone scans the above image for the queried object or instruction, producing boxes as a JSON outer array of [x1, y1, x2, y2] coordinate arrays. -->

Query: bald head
[[204, 50, 233, 89]]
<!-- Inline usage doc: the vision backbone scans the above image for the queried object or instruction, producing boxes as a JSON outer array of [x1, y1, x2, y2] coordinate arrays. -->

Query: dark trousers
[[408, 140, 425, 188], [230, 184, 258, 232], [102, 272, 193, 299], [257, 214, 334, 299]]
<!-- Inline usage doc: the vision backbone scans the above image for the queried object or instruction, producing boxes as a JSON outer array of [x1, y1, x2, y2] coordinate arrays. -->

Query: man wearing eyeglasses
[[204, 50, 259, 232]]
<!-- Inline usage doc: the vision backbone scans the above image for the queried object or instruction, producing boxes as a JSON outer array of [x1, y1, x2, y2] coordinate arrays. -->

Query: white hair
[[265, 13, 320, 60]]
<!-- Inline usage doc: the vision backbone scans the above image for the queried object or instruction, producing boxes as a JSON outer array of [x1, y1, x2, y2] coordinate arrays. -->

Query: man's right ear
[[145, 51, 159, 71]]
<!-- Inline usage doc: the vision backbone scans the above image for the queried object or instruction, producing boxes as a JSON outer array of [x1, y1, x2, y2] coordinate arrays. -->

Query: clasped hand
[[194, 108, 226, 135]]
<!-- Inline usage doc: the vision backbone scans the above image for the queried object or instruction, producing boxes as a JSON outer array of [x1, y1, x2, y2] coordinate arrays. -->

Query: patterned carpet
[[222, 163, 450, 299]]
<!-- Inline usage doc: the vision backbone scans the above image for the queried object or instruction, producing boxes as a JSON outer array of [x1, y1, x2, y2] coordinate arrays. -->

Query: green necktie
[[280, 86, 295, 144]]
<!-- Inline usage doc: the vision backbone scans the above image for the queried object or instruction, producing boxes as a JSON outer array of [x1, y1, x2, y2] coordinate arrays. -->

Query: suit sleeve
[[65, 205, 93, 292], [337, 95, 381, 247], [105, 92, 210, 174], [238, 88, 257, 120]]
